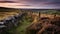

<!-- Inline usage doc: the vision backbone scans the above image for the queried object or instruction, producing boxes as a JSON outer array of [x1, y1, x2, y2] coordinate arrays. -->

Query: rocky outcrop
[[0, 12, 24, 34]]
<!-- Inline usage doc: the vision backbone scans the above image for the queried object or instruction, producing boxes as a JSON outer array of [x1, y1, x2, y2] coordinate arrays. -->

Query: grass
[[14, 15, 32, 34], [15, 19, 31, 34], [7, 15, 32, 34]]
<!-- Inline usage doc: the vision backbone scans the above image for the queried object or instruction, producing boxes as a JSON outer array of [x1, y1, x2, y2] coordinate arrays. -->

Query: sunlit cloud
[[0, 0, 60, 9]]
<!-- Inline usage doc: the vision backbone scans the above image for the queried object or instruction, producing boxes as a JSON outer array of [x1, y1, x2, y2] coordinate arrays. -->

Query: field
[[0, 8, 60, 34]]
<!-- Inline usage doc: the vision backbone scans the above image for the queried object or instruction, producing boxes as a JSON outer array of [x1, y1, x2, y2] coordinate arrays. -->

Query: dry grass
[[0, 11, 20, 20]]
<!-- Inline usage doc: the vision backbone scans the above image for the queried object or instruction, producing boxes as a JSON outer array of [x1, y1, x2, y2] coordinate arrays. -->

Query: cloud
[[0, 0, 60, 9]]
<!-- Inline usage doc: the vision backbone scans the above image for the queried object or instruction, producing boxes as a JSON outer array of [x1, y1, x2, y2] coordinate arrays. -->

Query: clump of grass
[[7, 13, 33, 34], [14, 15, 33, 34]]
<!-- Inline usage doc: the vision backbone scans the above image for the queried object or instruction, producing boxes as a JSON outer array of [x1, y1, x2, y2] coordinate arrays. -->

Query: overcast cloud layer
[[0, 0, 60, 9]]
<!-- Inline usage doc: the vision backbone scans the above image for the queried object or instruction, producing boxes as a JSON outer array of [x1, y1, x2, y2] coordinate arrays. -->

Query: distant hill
[[0, 7, 60, 15]]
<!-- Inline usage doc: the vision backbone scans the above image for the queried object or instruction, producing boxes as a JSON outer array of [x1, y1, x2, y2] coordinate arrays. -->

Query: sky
[[0, 0, 60, 9]]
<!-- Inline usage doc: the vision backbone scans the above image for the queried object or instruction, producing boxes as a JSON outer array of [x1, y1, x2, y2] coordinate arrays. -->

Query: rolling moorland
[[0, 7, 60, 34]]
